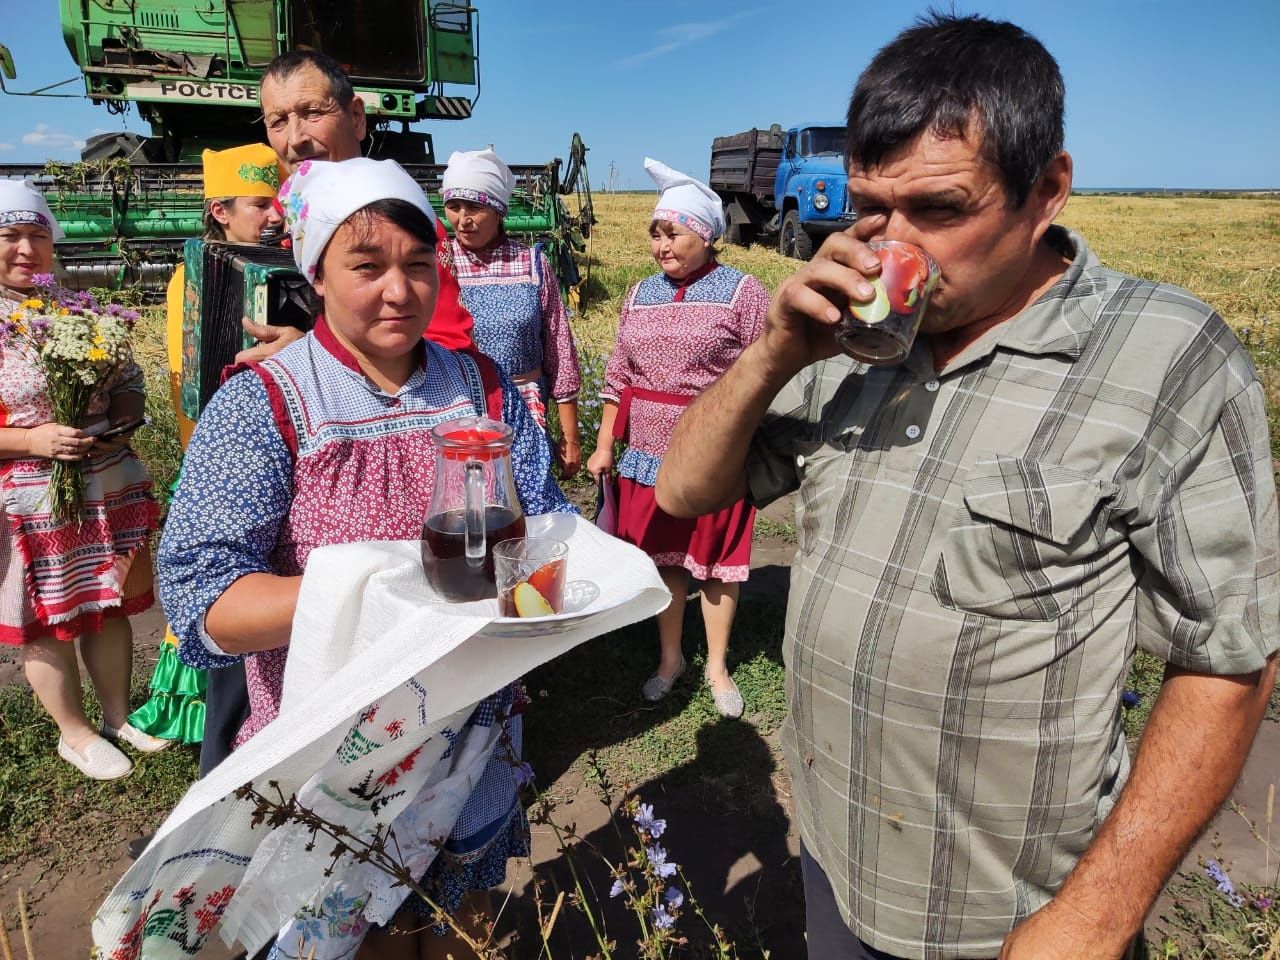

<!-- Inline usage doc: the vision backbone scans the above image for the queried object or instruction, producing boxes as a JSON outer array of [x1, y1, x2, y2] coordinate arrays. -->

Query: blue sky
[[1, 0, 1276, 189]]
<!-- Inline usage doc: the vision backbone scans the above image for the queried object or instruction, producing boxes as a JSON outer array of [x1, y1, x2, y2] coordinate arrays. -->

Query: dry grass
[[1058, 195, 1280, 328]]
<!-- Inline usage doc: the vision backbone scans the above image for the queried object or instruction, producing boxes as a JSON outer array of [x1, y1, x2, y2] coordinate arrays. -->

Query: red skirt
[[615, 477, 754, 583]]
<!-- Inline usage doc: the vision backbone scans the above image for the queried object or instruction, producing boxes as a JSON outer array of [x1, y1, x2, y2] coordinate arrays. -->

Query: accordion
[[178, 239, 313, 422]]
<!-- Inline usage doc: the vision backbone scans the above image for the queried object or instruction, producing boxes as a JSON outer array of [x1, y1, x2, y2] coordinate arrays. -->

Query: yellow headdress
[[201, 143, 282, 199]]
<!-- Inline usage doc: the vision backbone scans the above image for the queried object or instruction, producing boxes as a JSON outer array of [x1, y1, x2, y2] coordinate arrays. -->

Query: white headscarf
[[645, 157, 724, 242], [277, 157, 437, 282], [441, 148, 515, 216], [0, 179, 65, 241]]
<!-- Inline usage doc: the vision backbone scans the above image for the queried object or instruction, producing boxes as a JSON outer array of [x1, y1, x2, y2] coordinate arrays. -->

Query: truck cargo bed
[[710, 127, 784, 202]]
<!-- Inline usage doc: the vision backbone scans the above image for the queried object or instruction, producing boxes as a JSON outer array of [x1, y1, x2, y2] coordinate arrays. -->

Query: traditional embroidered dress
[[602, 264, 768, 582], [447, 235, 580, 427], [0, 289, 158, 645], [158, 317, 572, 944]]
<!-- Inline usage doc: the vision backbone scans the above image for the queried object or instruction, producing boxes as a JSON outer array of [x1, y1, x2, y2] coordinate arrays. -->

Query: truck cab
[[709, 121, 852, 260], [775, 123, 851, 259]]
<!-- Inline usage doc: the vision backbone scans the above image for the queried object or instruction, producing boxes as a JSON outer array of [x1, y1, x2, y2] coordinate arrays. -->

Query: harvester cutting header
[[0, 1, 593, 292]]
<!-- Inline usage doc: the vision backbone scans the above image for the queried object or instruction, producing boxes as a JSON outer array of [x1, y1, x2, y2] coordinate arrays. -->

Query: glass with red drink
[[836, 240, 940, 365], [494, 538, 568, 617]]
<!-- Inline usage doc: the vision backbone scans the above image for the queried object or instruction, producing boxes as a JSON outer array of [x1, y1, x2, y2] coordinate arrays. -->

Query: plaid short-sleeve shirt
[[747, 227, 1279, 958]]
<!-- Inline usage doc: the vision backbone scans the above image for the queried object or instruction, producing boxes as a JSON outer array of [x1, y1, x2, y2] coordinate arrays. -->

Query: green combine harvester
[[0, 1, 594, 295]]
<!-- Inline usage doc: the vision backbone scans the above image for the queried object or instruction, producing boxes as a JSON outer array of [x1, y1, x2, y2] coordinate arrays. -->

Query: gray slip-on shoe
[[642, 655, 687, 702]]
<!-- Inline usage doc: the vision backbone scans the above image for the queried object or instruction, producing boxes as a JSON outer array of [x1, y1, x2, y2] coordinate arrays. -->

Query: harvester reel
[[558, 132, 596, 307]]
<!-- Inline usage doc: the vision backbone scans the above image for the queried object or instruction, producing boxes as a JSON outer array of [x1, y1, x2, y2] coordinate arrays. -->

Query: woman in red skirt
[[587, 158, 769, 717]]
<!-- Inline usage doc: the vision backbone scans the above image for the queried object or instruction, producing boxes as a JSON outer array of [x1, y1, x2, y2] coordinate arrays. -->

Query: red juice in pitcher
[[422, 506, 527, 601]]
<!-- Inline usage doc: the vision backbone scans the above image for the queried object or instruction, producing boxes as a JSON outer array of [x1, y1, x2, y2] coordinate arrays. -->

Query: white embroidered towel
[[93, 515, 669, 958]]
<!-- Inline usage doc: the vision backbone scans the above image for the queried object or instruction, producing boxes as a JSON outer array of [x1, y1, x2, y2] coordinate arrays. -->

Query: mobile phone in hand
[[96, 417, 148, 441]]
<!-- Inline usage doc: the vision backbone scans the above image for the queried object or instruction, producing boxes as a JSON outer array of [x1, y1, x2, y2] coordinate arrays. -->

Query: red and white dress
[[0, 289, 158, 645], [602, 263, 768, 582]]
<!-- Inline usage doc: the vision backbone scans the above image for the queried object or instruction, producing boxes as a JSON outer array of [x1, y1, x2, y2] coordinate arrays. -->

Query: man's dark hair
[[845, 12, 1064, 207], [263, 49, 355, 106]]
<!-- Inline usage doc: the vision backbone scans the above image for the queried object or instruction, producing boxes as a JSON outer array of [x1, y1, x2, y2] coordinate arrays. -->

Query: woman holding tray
[[157, 157, 571, 958]]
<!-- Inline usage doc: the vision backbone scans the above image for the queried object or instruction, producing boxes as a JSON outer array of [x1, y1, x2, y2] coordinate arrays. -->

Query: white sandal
[[102, 720, 173, 754], [58, 735, 133, 781]]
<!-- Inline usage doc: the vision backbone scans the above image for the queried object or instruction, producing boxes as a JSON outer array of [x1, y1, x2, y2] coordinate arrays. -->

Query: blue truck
[[709, 123, 853, 259]]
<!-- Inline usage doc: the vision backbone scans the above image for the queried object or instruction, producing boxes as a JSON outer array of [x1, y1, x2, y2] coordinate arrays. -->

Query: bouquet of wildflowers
[[0, 274, 140, 521]]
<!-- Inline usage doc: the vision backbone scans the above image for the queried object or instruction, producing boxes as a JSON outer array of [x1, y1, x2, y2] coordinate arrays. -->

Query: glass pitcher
[[422, 417, 526, 601]]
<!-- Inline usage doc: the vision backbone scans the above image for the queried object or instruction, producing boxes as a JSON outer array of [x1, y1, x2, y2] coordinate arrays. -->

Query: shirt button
[[905, 425, 921, 440], [925, 379, 940, 392], [796, 454, 806, 468]]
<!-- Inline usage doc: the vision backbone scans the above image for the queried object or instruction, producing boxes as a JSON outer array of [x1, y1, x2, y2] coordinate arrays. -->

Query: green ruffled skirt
[[128, 630, 206, 744]]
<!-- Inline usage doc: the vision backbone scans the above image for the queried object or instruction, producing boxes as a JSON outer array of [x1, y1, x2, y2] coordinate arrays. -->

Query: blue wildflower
[[1205, 859, 1245, 907], [513, 761, 535, 786], [645, 844, 678, 879], [663, 886, 684, 910], [609, 876, 626, 898], [634, 802, 667, 838], [1121, 690, 1140, 708], [652, 905, 675, 930]]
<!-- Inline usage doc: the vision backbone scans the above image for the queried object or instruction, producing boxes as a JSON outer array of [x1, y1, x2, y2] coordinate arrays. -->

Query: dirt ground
[[2, 492, 1275, 957]]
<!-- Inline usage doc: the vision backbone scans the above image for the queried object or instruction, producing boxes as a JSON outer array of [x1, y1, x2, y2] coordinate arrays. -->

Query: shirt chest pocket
[[930, 456, 1120, 621]]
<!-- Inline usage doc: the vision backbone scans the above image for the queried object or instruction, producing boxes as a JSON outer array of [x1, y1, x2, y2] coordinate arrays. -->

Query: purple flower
[[645, 844, 678, 879], [1121, 690, 1140, 708], [651, 905, 675, 930], [105, 303, 122, 316], [634, 802, 667, 839], [609, 877, 626, 899], [513, 761, 535, 787], [1205, 859, 1245, 907], [662, 886, 684, 910], [1254, 896, 1273, 910], [31, 273, 55, 288]]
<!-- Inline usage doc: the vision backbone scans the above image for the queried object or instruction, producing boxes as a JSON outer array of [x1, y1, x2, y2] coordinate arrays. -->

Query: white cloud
[[0, 143, 14, 152], [619, 11, 760, 68], [20, 123, 87, 151]]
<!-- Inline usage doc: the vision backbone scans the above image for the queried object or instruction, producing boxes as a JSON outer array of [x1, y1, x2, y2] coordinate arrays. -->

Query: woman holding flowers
[[159, 158, 571, 958], [0, 179, 165, 781]]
